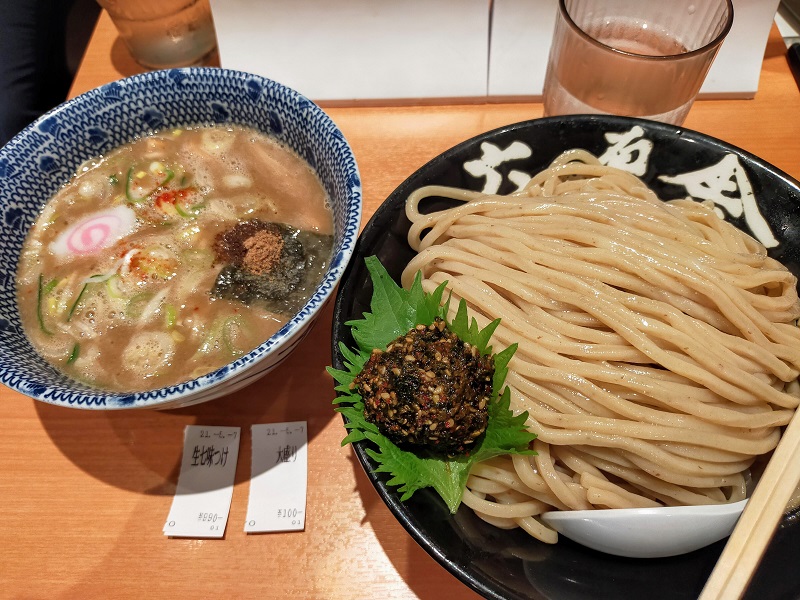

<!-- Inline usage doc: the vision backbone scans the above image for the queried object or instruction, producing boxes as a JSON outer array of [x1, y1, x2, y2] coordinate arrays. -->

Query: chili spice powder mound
[[213, 219, 285, 275], [354, 318, 494, 455]]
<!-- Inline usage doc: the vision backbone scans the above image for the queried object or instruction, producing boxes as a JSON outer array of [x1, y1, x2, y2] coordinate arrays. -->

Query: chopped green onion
[[67, 283, 89, 321], [221, 315, 247, 356], [125, 291, 154, 319], [109, 174, 119, 186], [193, 314, 248, 358], [175, 200, 205, 218], [181, 248, 214, 270], [37, 274, 55, 335], [42, 277, 59, 295], [66, 343, 80, 364], [174, 203, 192, 218], [164, 304, 178, 329], [83, 271, 118, 284], [126, 163, 177, 204], [105, 274, 123, 298], [125, 165, 148, 203]]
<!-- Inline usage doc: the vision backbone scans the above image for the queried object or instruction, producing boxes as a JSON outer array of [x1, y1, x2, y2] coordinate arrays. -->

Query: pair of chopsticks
[[699, 405, 800, 599]]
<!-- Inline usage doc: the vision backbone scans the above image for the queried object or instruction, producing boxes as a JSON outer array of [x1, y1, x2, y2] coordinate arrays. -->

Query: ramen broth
[[16, 125, 334, 393]]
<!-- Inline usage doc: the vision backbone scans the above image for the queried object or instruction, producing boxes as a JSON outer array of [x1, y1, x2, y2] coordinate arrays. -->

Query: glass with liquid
[[98, 0, 217, 69], [542, 0, 733, 125]]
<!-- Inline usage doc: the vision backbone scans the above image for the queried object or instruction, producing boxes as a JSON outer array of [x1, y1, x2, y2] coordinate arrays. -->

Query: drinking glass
[[97, 0, 218, 70], [542, 0, 734, 125]]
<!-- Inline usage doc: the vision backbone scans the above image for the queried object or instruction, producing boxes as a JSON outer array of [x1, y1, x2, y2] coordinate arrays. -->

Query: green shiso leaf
[[327, 255, 537, 514]]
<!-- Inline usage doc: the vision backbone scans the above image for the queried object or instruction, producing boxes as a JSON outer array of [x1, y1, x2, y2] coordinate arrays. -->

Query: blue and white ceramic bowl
[[0, 68, 362, 409]]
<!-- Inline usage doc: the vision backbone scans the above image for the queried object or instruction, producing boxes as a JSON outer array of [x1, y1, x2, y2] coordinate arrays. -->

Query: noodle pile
[[402, 150, 800, 543]]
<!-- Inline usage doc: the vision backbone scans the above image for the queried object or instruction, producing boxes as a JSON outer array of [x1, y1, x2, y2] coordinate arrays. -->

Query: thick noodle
[[402, 150, 800, 543]]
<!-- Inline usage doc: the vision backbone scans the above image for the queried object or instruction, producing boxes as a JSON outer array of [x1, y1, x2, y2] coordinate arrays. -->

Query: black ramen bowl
[[330, 115, 800, 600]]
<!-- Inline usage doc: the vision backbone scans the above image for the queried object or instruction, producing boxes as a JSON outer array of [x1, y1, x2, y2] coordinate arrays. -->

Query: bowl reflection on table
[[0, 67, 361, 410]]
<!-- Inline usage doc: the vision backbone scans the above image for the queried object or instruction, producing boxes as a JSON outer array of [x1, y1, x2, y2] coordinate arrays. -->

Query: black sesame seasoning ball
[[354, 318, 494, 455]]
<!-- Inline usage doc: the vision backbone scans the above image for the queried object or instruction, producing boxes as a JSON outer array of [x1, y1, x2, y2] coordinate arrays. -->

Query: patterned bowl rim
[[0, 67, 362, 410]]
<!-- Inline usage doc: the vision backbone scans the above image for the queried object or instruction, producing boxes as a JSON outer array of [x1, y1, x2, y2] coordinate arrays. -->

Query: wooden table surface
[[4, 10, 800, 600]]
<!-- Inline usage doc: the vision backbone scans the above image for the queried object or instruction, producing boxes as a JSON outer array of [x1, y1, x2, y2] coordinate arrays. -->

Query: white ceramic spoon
[[540, 499, 748, 558]]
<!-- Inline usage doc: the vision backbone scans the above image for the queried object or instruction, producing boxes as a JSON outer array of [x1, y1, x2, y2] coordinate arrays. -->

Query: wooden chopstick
[[699, 404, 800, 599]]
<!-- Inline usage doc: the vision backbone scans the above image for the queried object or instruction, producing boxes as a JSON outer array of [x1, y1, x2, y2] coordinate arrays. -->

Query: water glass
[[542, 0, 734, 125], [97, 0, 218, 70]]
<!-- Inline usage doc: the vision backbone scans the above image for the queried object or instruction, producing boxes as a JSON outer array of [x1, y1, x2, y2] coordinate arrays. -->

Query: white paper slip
[[209, 0, 488, 102], [163, 425, 241, 538], [245, 422, 308, 533]]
